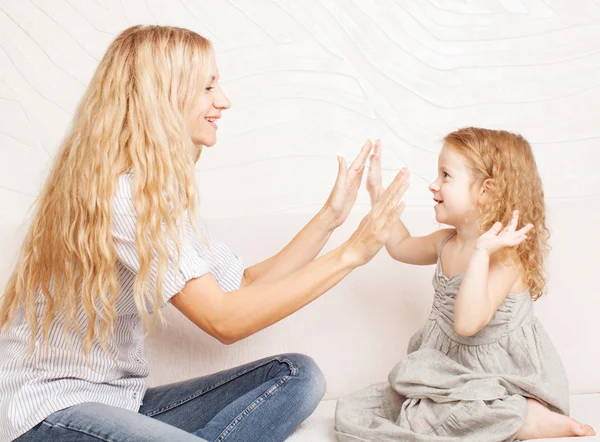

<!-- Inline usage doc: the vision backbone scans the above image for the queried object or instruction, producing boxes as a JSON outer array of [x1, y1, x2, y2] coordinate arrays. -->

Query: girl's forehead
[[439, 143, 467, 167]]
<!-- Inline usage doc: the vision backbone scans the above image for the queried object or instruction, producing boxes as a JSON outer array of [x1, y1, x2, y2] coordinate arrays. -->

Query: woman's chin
[[195, 138, 216, 148]]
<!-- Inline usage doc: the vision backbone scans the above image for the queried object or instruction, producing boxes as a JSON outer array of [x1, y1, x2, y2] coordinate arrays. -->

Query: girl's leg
[[140, 353, 326, 442], [516, 398, 596, 440], [15, 402, 204, 442]]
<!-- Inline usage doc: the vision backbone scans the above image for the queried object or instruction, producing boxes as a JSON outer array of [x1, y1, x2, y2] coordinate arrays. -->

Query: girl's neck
[[452, 221, 482, 250]]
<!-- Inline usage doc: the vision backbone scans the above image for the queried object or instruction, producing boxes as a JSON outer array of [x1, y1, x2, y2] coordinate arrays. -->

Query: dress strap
[[438, 230, 457, 257]]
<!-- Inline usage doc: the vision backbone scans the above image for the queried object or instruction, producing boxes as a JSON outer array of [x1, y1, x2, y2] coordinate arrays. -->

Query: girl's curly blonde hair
[[0, 25, 213, 355], [444, 127, 550, 300]]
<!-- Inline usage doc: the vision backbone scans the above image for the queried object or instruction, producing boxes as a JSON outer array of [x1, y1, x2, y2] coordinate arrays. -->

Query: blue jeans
[[15, 353, 326, 442]]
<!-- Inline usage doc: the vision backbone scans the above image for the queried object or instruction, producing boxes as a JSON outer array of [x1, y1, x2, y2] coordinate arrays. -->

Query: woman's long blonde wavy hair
[[444, 127, 550, 300], [0, 25, 214, 355]]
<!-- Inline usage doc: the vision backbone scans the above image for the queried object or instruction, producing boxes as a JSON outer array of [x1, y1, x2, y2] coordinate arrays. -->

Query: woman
[[0, 25, 409, 442]]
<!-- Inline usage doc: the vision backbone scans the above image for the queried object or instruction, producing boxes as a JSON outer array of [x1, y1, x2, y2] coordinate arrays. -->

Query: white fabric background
[[0, 0, 599, 223]]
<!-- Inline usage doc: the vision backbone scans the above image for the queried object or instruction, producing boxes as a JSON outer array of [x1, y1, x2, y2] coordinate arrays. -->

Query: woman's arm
[[174, 246, 355, 344], [241, 208, 336, 286], [172, 168, 410, 344], [242, 140, 373, 285]]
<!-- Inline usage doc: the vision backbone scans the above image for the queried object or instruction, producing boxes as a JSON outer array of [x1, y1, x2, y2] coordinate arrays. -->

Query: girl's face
[[187, 62, 231, 147], [428, 143, 482, 227]]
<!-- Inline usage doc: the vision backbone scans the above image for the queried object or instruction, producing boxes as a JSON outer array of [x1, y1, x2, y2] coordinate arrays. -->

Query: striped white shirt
[[0, 173, 244, 441]]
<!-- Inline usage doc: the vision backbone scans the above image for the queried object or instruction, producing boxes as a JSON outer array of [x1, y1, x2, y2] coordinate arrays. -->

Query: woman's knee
[[280, 353, 327, 407]]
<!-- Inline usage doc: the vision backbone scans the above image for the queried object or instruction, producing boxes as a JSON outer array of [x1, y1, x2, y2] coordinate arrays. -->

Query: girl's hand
[[366, 140, 411, 205], [366, 139, 384, 206], [476, 210, 533, 256], [323, 140, 373, 229], [342, 168, 410, 266]]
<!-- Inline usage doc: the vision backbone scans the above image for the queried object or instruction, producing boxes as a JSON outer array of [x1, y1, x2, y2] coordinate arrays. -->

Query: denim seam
[[142, 355, 293, 417], [41, 421, 112, 441], [215, 356, 297, 441]]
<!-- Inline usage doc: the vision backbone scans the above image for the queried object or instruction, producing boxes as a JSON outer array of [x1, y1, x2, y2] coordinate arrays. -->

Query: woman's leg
[[516, 398, 595, 440], [15, 402, 205, 441], [140, 353, 326, 442]]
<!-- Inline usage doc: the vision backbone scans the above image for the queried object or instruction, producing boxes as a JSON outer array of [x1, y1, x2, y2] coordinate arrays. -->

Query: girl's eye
[[443, 172, 449, 178], [206, 86, 214, 91]]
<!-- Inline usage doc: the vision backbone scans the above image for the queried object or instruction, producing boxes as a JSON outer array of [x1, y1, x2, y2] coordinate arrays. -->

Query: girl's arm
[[365, 140, 451, 265], [454, 251, 519, 336], [242, 140, 373, 286], [384, 222, 454, 265], [454, 211, 533, 336]]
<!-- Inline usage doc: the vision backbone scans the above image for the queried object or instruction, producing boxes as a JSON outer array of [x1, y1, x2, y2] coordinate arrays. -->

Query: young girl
[[0, 25, 409, 442], [335, 128, 596, 441]]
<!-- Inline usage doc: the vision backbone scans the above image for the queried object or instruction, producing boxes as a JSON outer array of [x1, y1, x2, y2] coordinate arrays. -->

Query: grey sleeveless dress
[[335, 231, 569, 442]]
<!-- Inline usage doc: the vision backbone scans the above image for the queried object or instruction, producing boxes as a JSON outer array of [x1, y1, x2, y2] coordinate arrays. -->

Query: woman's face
[[187, 63, 231, 147]]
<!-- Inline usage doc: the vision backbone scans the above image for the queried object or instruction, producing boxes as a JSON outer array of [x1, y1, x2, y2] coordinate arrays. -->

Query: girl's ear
[[479, 178, 493, 200]]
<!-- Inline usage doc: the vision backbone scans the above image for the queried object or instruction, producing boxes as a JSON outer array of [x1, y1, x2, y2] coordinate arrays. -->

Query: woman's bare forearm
[[243, 207, 336, 285]]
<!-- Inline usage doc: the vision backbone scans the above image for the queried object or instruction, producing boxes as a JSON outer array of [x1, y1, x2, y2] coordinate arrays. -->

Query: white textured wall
[[2, 0, 600, 404], [1, 0, 599, 223]]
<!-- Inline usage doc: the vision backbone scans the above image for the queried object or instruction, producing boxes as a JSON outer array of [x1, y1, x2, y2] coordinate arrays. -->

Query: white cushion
[[287, 395, 600, 441]]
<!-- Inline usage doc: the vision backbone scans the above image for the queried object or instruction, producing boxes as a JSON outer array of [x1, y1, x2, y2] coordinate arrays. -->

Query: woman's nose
[[214, 88, 231, 110]]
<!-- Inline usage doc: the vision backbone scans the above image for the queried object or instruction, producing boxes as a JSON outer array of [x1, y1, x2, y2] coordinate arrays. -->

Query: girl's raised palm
[[366, 139, 411, 205], [344, 168, 410, 266], [476, 210, 533, 256]]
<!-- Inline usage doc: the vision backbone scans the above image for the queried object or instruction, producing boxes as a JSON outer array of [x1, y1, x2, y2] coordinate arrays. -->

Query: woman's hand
[[475, 210, 533, 256], [323, 140, 374, 228], [342, 168, 410, 266]]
